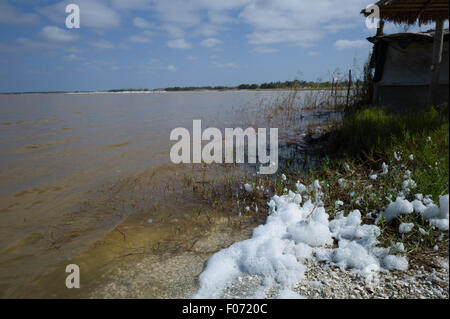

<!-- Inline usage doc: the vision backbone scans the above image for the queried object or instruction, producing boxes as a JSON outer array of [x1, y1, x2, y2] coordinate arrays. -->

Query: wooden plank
[[427, 19, 445, 106], [376, 20, 385, 36]]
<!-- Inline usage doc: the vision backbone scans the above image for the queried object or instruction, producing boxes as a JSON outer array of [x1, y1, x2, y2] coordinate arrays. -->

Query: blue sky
[[0, 0, 438, 92]]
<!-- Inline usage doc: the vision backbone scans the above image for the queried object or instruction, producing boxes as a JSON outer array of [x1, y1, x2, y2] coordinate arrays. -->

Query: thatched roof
[[367, 28, 449, 43], [362, 0, 449, 25]]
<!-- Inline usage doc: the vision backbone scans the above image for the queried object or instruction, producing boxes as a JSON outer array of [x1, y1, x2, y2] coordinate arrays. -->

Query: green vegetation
[[194, 103, 449, 262], [187, 104, 448, 253], [283, 104, 449, 255], [327, 105, 449, 201], [164, 79, 362, 92], [238, 80, 348, 90], [324, 105, 449, 161]]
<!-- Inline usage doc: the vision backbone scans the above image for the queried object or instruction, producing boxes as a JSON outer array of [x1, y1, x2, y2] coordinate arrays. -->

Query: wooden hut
[[362, 0, 449, 108], [368, 29, 449, 108]]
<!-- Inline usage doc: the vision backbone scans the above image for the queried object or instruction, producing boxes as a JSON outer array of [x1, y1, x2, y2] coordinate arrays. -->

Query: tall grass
[[324, 104, 449, 160], [233, 83, 342, 132]]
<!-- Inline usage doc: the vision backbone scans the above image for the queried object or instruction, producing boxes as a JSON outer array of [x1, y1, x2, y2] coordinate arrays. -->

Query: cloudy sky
[[0, 0, 435, 92]]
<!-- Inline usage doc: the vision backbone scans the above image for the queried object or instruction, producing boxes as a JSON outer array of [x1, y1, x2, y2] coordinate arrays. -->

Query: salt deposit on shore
[[194, 176, 449, 299]]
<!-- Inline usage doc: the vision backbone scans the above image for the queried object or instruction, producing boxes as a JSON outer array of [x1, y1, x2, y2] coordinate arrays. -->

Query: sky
[[0, 0, 440, 92]]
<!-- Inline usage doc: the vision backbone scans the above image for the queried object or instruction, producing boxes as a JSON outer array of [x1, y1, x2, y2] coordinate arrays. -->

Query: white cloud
[[186, 55, 198, 61], [153, 0, 201, 27], [193, 0, 252, 11], [63, 54, 83, 61], [161, 24, 186, 38], [38, 26, 78, 42], [137, 58, 178, 74], [92, 40, 115, 49], [192, 24, 223, 37], [200, 38, 222, 48], [324, 23, 359, 33], [0, 43, 15, 54], [129, 31, 154, 44], [0, 2, 41, 26], [32, 0, 371, 50], [111, 0, 152, 10], [151, 0, 247, 38], [212, 62, 238, 69], [6, 36, 82, 54], [247, 30, 322, 47], [129, 35, 150, 43], [208, 12, 235, 24], [133, 17, 152, 29], [240, 0, 368, 46], [334, 39, 370, 50], [239, 0, 367, 31], [252, 46, 279, 54], [147, 0, 369, 48], [308, 51, 321, 57], [166, 38, 192, 49], [38, 0, 120, 30], [3, 0, 376, 65]]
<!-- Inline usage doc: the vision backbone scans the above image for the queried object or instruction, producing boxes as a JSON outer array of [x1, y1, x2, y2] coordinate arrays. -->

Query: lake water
[[0, 91, 339, 297]]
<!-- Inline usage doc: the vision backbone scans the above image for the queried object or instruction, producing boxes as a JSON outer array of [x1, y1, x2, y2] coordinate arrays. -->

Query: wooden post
[[334, 78, 338, 107], [376, 20, 385, 36], [331, 77, 336, 107], [346, 69, 352, 108], [427, 19, 445, 106]]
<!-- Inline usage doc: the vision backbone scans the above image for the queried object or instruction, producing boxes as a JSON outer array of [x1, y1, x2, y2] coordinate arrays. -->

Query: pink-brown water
[[0, 91, 338, 297]]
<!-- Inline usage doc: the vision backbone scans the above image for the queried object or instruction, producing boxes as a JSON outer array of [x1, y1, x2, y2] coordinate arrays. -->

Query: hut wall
[[374, 40, 449, 108], [381, 41, 449, 85], [374, 83, 448, 109]]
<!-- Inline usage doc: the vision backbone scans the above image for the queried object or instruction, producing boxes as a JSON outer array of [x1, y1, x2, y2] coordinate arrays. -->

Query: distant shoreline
[[0, 87, 340, 95]]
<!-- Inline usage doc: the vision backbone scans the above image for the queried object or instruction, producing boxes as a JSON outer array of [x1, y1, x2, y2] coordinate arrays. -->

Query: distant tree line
[[107, 88, 150, 92], [104, 80, 359, 93], [164, 80, 345, 92], [164, 86, 228, 91]]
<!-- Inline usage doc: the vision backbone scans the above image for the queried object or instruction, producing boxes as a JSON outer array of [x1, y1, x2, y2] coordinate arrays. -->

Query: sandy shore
[[87, 216, 448, 299]]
